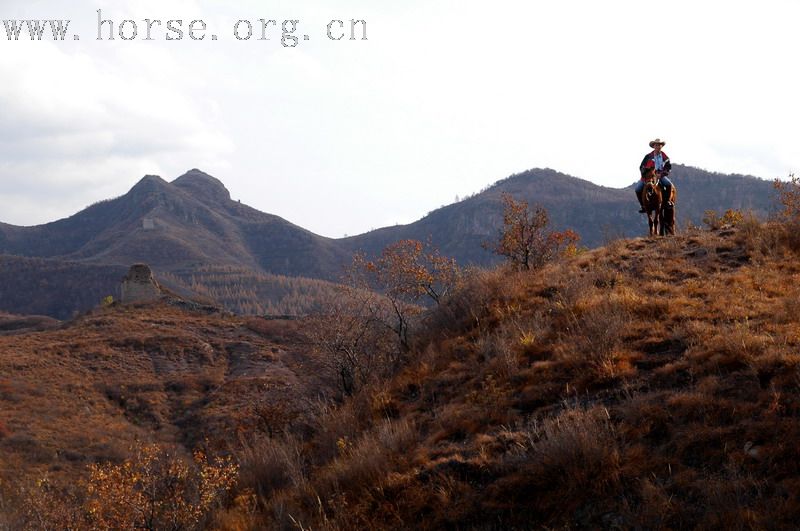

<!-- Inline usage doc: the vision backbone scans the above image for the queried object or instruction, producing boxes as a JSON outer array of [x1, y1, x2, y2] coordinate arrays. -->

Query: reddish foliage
[[486, 193, 580, 270]]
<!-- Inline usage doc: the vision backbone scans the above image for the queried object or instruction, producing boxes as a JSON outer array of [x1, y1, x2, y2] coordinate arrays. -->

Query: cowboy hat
[[649, 138, 666, 148]]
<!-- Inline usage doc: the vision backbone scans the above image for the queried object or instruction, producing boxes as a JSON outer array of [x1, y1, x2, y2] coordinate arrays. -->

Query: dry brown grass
[[9, 221, 800, 529], [235, 435, 307, 504], [0, 303, 333, 528], [223, 222, 800, 529], [503, 405, 621, 490]]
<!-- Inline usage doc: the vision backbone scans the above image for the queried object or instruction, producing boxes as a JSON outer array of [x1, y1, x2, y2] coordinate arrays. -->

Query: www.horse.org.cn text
[[2, 10, 368, 47]]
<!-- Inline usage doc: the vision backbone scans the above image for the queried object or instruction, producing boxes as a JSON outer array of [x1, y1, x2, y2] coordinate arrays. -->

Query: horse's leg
[[656, 204, 662, 236], [668, 206, 676, 235]]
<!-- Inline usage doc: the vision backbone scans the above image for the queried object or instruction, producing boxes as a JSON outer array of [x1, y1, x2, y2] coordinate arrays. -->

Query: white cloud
[[0, 0, 798, 235], [0, 29, 234, 221]]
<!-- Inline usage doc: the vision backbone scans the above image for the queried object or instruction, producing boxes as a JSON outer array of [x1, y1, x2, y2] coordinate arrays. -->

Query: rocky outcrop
[[121, 264, 161, 303]]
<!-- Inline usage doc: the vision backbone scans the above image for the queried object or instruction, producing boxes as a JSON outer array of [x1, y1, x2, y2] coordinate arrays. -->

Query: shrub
[[419, 267, 508, 342], [308, 241, 462, 396], [488, 406, 623, 524], [305, 286, 398, 396], [86, 442, 237, 531], [521, 406, 621, 493], [485, 193, 580, 271], [703, 209, 745, 230], [773, 174, 800, 251], [235, 435, 306, 502], [11, 477, 85, 531], [774, 174, 800, 221], [368, 239, 462, 306]]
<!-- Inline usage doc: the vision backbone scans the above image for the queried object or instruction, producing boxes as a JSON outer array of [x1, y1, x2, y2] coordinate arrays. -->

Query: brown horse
[[660, 182, 677, 235], [642, 169, 662, 236]]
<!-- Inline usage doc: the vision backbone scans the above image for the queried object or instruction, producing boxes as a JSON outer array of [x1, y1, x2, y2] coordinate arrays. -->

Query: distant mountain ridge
[[0, 165, 778, 318], [0, 169, 349, 278], [343, 165, 777, 263]]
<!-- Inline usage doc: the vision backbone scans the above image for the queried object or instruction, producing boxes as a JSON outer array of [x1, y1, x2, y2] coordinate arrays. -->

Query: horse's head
[[642, 172, 662, 210], [643, 167, 659, 184]]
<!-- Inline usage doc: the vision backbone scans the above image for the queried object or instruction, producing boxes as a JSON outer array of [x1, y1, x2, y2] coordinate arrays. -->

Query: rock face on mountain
[[120, 263, 161, 303]]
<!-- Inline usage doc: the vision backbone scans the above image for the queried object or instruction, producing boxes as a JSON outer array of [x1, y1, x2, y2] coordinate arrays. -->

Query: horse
[[660, 181, 677, 235], [641, 168, 662, 236]]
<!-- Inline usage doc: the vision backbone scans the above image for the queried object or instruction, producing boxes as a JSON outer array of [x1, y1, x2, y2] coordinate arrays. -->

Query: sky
[[1, 0, 798, 237]]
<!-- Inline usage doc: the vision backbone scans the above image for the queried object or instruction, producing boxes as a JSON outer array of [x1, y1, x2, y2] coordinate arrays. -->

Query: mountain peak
[[172, 169, 231, 203], [137, 174, 168, 185], [129, 174, 169, 195]]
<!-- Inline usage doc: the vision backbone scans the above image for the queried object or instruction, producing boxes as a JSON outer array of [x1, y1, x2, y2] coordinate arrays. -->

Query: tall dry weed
[[236, 435, 306, 502], [521, 406, 621, 491]]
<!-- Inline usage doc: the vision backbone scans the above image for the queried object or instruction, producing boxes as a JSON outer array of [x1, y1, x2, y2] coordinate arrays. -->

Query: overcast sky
[[1, 0, 798, 237]]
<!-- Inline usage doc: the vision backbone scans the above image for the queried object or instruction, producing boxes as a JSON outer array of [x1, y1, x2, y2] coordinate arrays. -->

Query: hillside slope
[[3, 222, 800, 528], [0, 302, 329, 488], [0, 254, 346, 319], [244, 223, 800, 529]]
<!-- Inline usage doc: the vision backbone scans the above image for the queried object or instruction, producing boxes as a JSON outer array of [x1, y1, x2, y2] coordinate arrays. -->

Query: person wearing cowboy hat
[[636, 138, 673, 213]]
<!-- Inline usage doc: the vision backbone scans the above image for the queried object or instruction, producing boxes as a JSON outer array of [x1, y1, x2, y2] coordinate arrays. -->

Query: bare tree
[[307, 241, 461, 396]]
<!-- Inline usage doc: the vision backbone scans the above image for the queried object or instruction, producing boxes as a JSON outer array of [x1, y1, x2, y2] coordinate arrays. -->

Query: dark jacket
[[640, 150, 671, 179]]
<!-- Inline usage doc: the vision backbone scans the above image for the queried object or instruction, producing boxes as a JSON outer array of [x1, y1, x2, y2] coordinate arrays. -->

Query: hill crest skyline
[[0, 163, 779, 318], [0, 164, 775, 236]]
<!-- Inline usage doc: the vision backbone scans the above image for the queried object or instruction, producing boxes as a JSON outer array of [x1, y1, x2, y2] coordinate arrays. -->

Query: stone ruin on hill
[[121, 263, 162, 304]]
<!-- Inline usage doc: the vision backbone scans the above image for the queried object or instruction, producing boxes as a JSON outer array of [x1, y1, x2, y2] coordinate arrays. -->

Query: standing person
[[636, 138, 673, 213]]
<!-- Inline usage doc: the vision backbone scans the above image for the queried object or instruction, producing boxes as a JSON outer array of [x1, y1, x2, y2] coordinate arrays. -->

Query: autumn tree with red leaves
[[773, 174, 800, 251], [308, 240, 461, 395], [362, 239, 462, 350], [486, 193, 580, 270], [370, 239, 461, 305], [774, 174, 800, 222]]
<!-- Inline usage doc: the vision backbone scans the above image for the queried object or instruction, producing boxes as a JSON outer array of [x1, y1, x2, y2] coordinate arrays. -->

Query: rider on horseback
[[636, 138, 673, 213]]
